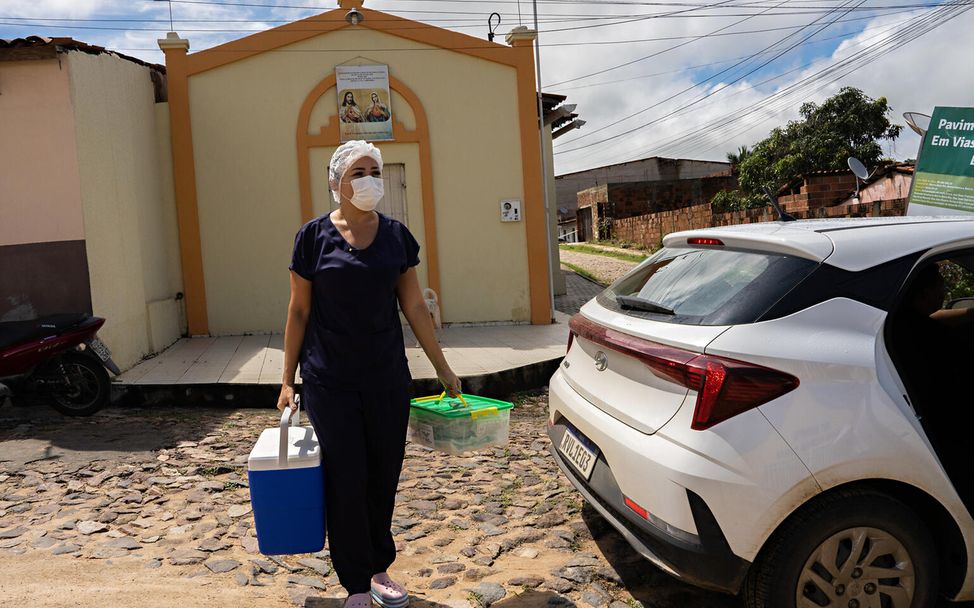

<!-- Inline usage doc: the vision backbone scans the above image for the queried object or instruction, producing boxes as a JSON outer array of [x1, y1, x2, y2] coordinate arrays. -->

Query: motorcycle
[[0, 313, 121, 416]]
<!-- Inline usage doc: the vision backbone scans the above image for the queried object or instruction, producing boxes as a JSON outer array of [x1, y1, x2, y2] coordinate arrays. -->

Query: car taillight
[[568, 314, 799, 430], [684, 356, 798, 430], [567, 331, 575, 354]]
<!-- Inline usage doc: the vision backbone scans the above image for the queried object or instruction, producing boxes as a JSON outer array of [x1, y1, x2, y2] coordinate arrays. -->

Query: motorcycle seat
[[0, 313, 92, 350]]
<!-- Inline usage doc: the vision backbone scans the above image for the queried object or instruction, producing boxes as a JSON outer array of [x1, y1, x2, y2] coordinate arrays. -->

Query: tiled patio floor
[[116, 312, 571, 386]]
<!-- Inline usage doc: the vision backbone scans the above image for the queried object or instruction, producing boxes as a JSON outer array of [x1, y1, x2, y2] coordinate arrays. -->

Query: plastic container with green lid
[[408, 392, 514, 455]]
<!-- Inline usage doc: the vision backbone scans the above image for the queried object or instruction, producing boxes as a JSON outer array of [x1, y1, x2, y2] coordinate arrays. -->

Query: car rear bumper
[[548, 421, 750, 594]]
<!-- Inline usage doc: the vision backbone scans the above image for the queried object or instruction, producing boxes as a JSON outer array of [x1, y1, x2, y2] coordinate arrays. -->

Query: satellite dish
[[903, 112, 931, 137], [847, 157, 869, 180]]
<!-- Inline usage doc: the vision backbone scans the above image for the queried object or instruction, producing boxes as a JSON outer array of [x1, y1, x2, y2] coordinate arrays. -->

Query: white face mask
[[348, 176, 384, 212]]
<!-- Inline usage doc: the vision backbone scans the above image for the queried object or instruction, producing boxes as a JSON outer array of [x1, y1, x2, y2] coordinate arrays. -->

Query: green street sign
[[909, 106, 974, 216]]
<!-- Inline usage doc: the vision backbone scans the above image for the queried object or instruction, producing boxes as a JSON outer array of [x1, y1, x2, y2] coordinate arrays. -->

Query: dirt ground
[[0, 549, 291, 607]]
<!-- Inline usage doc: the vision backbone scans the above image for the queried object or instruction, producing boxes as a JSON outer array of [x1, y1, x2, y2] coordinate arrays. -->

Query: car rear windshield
[[597, 246, 819, 325]]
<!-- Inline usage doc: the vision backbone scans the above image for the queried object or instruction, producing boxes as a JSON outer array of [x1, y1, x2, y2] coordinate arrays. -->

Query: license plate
[[558, 425, 599, 480], [87, 337, 112, 362]]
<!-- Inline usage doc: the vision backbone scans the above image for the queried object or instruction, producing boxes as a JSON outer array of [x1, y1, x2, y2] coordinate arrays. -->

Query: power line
[[676, 6, 967, 157], [0, 7, 919, 21], [548, 11, 916, 91], [541, 2, 933, 86], [5, 2, 898, 38], [628, 12, 928, 157], [580, 1, 968, 168], [554, 0, 865, 151], [0, 11, 801, 37], [4, 2, 969, 36], [1, 9, 907, 46], [545, 0, 786, 87], [170, 0, 974, 9], [668, 5, 965, 156], [0, 20, 882, 50], [165, 0, 950, 34]]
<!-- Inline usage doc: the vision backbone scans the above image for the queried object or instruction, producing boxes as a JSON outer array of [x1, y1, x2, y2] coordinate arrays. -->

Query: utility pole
[[532, 0, 556, 321]]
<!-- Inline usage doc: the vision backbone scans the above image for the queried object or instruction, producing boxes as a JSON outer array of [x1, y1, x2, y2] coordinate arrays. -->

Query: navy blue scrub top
[[289, 212, 420, 390]]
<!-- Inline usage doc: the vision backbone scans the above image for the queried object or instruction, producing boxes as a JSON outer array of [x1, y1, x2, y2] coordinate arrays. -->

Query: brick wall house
[[836, 162, 914, 207], [576, 174, 737, 240], [555, 156, 730, 221], [777, 170, 859, 212]]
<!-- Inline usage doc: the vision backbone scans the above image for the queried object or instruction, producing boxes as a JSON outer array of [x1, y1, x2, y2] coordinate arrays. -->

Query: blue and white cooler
[[247, 398, 325, 555]]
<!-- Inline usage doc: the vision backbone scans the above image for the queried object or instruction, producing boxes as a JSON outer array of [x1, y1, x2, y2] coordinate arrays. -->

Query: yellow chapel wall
[[187, 28, 530, 335]]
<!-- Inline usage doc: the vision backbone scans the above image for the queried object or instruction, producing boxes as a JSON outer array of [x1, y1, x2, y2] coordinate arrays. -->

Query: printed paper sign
[[336, 65, 393, 142]]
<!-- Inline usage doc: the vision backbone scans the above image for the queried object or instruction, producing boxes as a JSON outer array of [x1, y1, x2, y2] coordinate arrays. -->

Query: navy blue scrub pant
[[302, 379, 411, 595]]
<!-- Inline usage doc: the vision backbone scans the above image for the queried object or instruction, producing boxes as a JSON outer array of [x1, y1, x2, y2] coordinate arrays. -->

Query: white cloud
[[4, 0, 105, 19], [546, 5, 974, 173]]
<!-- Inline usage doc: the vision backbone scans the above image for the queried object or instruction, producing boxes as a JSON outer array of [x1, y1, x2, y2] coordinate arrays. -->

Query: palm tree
[[726, 145, 751, 172]]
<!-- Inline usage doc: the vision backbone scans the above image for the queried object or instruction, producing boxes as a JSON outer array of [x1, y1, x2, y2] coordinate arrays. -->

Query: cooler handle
[[279, 394, 301, 468]]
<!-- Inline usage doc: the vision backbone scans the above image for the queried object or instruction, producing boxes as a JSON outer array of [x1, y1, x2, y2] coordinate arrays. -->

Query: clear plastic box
[[408, 393, 514, 455]]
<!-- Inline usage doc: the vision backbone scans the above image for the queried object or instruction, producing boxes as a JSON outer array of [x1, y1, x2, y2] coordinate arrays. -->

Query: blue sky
[[4, 1, 973, 173]]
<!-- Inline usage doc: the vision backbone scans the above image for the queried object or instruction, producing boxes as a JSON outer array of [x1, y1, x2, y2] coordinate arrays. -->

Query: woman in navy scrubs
[[278, 140, 461, 608]]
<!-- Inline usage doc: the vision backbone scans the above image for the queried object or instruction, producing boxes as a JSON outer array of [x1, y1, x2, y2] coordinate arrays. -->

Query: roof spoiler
[[763, 186, 797, 222]]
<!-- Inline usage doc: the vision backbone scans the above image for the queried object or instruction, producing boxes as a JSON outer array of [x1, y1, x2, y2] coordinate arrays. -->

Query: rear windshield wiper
[[615, 294, 675, 315]]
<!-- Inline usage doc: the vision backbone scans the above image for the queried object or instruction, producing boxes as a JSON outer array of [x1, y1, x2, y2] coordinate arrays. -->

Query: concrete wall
[[187, 29, 531, 334], [0, 59, 86, 246], [555, 157, 730, 220], [66, 51, 183, 369], [0, 58, 92, 320]]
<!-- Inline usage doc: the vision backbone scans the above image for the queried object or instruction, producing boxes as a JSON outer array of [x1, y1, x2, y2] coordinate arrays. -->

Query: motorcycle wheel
[[48, 352, 110, 417]]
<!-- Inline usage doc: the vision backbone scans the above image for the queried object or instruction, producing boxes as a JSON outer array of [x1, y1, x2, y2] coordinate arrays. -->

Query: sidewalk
[[114, 314, 571, 406]]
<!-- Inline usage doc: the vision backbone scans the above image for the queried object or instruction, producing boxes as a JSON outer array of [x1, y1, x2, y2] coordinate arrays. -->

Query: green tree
[[711, 189, 765, 213], [737, 87, 902, 196]]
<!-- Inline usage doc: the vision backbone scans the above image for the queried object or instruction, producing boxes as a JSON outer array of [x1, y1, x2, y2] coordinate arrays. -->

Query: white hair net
[[328, 140, 383, 203]]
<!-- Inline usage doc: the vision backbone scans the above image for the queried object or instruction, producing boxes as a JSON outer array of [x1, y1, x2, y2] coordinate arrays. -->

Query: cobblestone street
[[0, 394, 736, 608], [554, 271, 604, 316]]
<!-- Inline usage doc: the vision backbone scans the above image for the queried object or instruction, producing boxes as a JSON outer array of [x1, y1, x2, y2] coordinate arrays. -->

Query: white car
[[548, 217, 974, 608]]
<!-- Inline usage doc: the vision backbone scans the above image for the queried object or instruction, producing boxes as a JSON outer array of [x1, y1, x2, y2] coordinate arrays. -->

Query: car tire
[[743, 488, 938, 608]]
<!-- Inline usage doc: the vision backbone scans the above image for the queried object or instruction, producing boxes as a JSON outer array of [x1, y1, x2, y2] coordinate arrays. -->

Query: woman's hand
[[277, 383, 298, 413], [437, 367, 462, 397]]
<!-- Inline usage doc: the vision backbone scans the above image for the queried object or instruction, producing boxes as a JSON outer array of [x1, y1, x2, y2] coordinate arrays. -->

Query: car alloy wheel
[[797, 526, 914, 607], [744, 490, 936, 608]]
